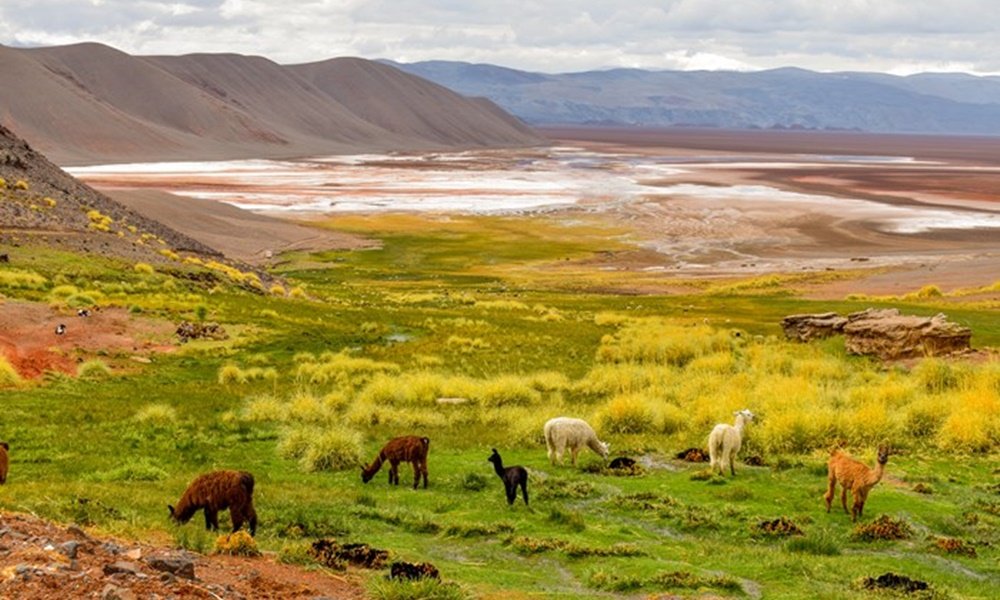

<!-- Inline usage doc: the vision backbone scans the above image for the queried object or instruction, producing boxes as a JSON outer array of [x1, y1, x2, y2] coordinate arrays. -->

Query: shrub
[[134, 263, 155, 274], [0, 269, 48, 290], [78, 359, 112, 379], [218, 364, 246, 385], [134, 403, 177, 424], [86, 458, 168, 482], [596, 393, 656, 434], [214, 531, 260, 556], [366, 578, 472, 600], [0, 356, 22, 388], [295, 425, 364, 472]]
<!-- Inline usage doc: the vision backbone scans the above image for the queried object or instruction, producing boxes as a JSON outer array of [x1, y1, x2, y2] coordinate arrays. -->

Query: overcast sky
[[2, 0, 998, 75]]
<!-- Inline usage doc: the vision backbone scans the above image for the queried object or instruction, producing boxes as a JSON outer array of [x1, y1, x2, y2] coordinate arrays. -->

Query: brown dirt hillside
[[289, 57, 541, 147], [106, 189, 371, 265], [0, 42, 543, 165], [0, 511, 365, 599], [0, 123, 221, 262]]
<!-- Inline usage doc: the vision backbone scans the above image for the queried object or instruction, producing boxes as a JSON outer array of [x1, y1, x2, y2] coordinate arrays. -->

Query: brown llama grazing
[[0, 441, 8, 484], [361, 436, 430, 489], [824, 444, 890, 522], [168, 470, 257, 536]]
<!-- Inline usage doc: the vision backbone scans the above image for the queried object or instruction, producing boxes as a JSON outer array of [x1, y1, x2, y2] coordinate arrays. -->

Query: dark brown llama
[[488, 448, 528, 506], [168, 470, 257, 535], [824, 444, 890, 522], [0, 441, 8, 484], [361, 436, 430, 489]]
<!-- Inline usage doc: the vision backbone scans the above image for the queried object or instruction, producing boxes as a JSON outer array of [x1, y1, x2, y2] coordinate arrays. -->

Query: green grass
[[0, 214, 998, 599]]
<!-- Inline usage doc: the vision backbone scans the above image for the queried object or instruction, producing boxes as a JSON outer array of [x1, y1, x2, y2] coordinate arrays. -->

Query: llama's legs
[[411, 461, 421, 489], [546, 440, 555, 465], [505, 485, 516, 505], [421, 460, 428, 489], [204, 509, 219, 531], [729, 451, 737, 476], [520, 480, 529, 506], [230, 507, 244, 533], [840, 487, 849, 513], [389, 460, 399, 485], [570, 446, 579, 466], [824, 476, 836, 512], [720, 447, 731, 476], [248, 507, 258, 536]]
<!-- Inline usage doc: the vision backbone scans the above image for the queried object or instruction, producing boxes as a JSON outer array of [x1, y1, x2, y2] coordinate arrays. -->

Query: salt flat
[[70, 134, 1000, 293]]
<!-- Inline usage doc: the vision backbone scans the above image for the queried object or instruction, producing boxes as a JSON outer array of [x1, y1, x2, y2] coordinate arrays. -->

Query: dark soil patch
[[860, 572, 930, 594], [675, 448, 708, 462], [743, 455, 766, 466], [389, 561, 440, 581], [309, 539, 388, 570], [933, 537, 977, 558], [176, 321, 229, 343], [851, 515, 913, 541], [754, 517, 804, 537]]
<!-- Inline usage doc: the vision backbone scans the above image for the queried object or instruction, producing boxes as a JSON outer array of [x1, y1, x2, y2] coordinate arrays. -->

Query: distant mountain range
[[385, 60, 1000, 135], [0, 43, 542, 165]]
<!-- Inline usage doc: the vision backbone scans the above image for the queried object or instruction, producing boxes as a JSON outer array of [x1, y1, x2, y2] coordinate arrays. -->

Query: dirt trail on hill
[[0, 511, 365, 599]]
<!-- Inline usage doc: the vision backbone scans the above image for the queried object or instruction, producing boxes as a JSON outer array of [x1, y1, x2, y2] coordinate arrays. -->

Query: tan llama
[[824, 444, 890, 522]]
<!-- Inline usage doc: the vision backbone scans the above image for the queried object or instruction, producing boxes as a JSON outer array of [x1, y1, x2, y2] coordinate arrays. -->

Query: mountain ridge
[[0, 42, 542, 165], [385, 59, 1000, 135]]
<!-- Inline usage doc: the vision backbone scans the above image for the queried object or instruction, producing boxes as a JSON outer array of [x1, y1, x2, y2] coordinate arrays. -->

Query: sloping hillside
[[288, 57, 539, 146], [0, 123, 219, 262], [389, 60, 1000, 134], [0, 43, 543, 165]]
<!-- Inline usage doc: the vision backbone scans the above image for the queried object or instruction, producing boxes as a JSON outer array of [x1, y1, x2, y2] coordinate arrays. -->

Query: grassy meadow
[[1, 213, 998, 599]]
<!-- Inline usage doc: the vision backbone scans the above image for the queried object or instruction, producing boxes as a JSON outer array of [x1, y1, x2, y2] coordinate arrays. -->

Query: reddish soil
[[0, 302, 175, 379], [0, 511, 365, 599]]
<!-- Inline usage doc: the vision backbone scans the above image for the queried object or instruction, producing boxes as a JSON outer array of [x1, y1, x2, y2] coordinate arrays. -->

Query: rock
[[843, 308, 972, 360], [436, 397, 469, 405], [781, 312, 847, 342], [102, 583, 137, 600], [124, 547, 142, 560], [58, 540, 80, 559], [146, 554, 196, 580], [103, 561, 141, 576], [66, 524, 90, 539], [102, 542, 124, 555]]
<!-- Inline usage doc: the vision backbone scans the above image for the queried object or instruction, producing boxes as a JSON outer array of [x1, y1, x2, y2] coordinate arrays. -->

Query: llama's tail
[[240, 472, 255, 496], [420, 437, 430, 449]]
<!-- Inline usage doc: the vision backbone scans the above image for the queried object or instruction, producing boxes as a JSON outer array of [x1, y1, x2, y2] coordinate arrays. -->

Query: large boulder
[[842, 308, 971, 360], [781, 312, 848, 342]]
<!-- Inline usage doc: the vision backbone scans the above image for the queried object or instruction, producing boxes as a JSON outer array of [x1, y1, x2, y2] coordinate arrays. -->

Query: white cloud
[[2, 0, 1000, 74]]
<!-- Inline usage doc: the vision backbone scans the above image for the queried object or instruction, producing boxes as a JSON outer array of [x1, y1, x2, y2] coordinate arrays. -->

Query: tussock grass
[[0, 356, 22, 388], [77, 359, 112, 379]]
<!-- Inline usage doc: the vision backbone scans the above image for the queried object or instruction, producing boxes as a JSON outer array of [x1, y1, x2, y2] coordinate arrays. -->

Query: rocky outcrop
[[781, 312, 848, 342], [842, 308, 971, 360], [782, 308, 972, 359]]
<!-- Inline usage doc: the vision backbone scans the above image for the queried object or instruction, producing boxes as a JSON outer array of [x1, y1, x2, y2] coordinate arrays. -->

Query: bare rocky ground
[[0, 511, 364, 600]]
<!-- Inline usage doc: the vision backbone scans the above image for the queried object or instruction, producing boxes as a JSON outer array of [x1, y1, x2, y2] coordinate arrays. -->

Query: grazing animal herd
[[147, 408, 892, 539]]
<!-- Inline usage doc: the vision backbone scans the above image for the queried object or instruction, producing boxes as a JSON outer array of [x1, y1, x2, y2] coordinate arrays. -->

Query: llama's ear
[[0, 442, 8, 451], [167, 504, 174, 516]]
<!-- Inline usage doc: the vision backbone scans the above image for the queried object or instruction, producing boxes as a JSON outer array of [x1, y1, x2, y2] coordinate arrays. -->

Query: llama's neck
[[173, 496, 198, 523], [734, 415, 748, 434], [866, 460, 886, 486], [491, 459, 505, 478], [363, 454, 385, 477]]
